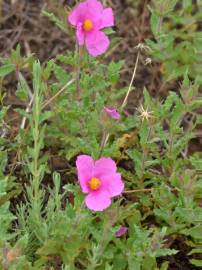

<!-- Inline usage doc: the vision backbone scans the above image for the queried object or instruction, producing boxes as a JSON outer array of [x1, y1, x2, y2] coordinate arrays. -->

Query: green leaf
[[107, 60, 124, 84], [0, 64, 15, 77], [190, 259, 202, 267], [143, 87, 152, 108], [142, 256, 156, 270], [127, 149, 143, 178], [150, 9, 161, 37], [189, 248, 202, 255], [182, 225, 202, 241], [53, 64, 70, 85], [160, 261, 169, 270], [16, 73, 30, 101], [33, 61, 42, 94], [0, 189, 21, 207], [103, 27, 116, 35], [42, 10, 68, 34]]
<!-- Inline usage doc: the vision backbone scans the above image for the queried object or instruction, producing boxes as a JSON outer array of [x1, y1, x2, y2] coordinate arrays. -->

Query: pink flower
[[68, 0, 114, 57], [104, 106, 120, 120], [76, 155, 124, 211], [115, 226, 128, 237]]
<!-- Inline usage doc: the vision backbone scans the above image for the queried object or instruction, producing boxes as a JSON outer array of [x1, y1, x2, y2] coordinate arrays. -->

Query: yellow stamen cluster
[[83, 19, 93, 31], [89, 177, 101, 190]]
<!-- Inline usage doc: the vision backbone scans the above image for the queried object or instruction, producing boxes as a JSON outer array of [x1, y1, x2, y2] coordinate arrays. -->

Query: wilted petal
[[104, 107, 120, 119], [115, 226, 128, 237]]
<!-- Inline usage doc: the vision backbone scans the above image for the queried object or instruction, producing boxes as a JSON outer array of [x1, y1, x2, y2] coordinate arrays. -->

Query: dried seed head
[[137, 104, 154, 121]]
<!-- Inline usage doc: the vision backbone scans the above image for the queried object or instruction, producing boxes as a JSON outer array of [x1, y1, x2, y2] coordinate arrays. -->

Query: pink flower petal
[[68, 2, 87, 26], [94, 157, 117, 179], [83, 0, 103, 28], [76, 23, 85, 45], [85, 190, 111, 211], [85, 30, 110, 56], [101, 173, 124, 197], [76, 155, 94, 193], [100, 8, 114, 28]]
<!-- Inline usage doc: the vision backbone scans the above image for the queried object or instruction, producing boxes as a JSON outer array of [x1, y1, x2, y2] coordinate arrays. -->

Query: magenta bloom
[[115, 226, 128, 237], [104, 106, 120, 120], [68, 0, 114, 57], [76, 155, 124, 211]]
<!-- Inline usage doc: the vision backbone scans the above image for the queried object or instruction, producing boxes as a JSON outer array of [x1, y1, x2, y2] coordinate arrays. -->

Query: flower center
[[88, 177, 101, 190], [83, 19, 93, 31]]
